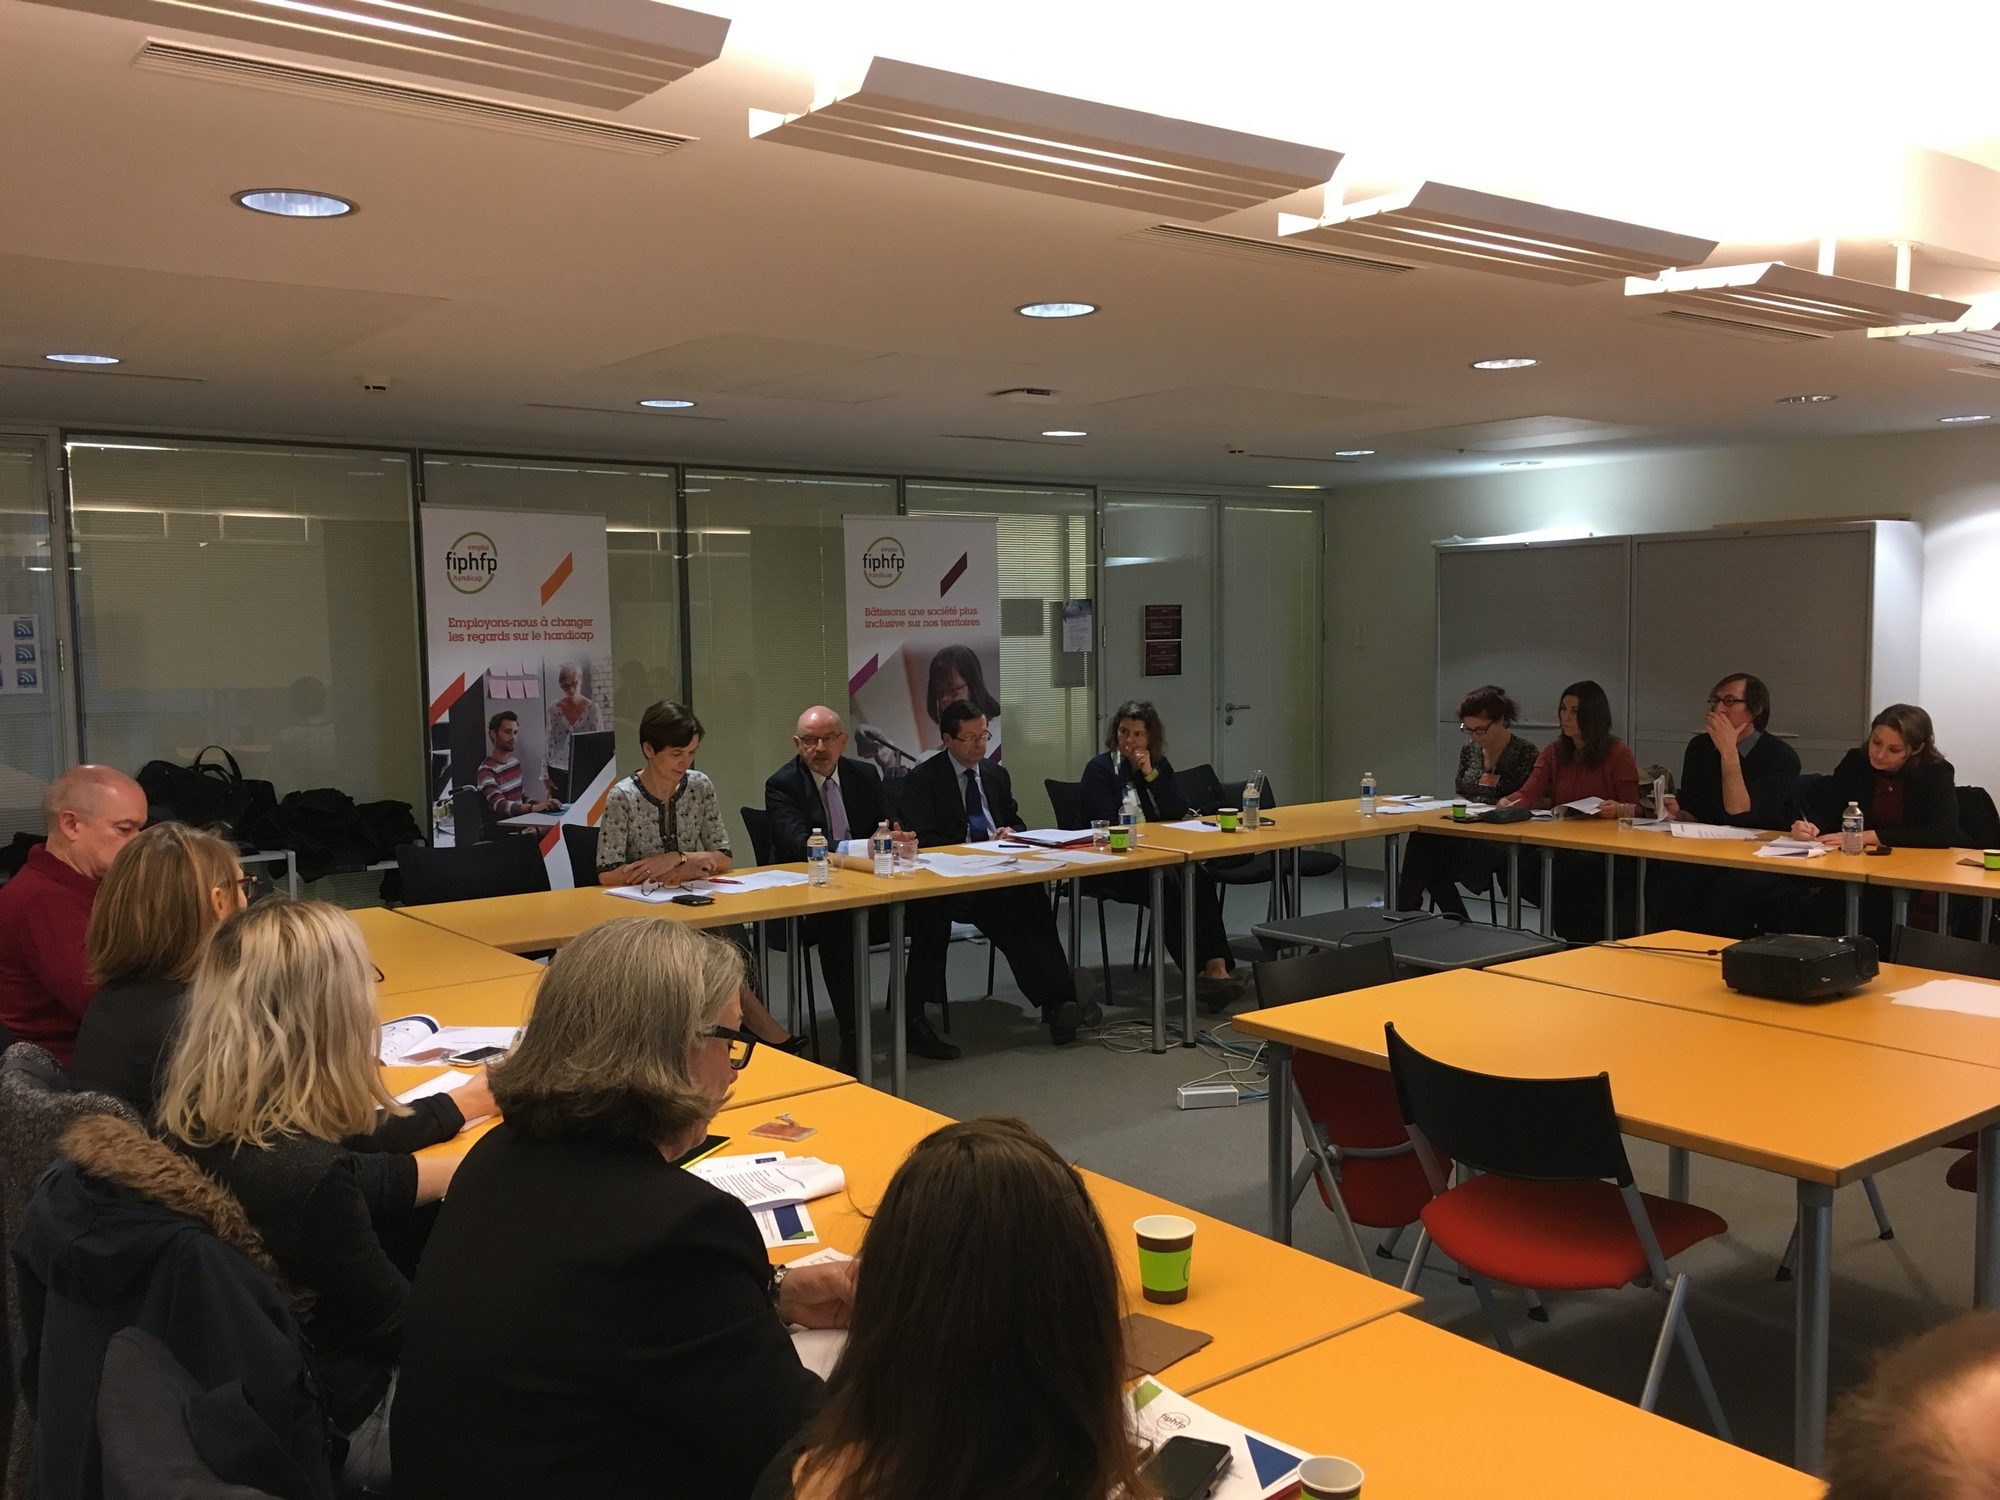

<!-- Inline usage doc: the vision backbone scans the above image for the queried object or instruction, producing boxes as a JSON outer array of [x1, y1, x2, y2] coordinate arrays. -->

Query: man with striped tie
[[899, 700, 1087, 1046]]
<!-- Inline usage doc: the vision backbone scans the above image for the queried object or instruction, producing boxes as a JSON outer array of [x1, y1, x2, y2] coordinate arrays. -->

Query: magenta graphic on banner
[[845, 518, 999, 784]]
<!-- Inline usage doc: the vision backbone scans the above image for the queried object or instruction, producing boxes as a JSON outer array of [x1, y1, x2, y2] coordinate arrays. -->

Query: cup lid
[[1134, 1213, 1196, 1238]]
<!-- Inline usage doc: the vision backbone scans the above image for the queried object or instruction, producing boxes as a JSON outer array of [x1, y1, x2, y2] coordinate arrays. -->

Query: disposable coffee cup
[[1450, 800, 1468, 822], [1109, 826, 1132, 852], [1986, 849, 2000, 872], [1135, 1214, 1195, 1304], [1218, 807, 1240, 832], [1298, 1455, 1365, 1498]]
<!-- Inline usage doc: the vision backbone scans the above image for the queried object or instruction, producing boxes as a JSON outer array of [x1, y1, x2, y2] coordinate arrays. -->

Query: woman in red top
[[1501, 680, 1641, 814]]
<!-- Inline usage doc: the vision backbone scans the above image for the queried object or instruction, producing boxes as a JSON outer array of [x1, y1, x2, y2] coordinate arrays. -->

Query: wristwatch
[[768, 1262, 789, 1312]]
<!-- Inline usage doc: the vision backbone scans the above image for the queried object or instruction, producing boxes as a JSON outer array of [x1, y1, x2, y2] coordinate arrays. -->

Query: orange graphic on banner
[[540, 552, 574, 606]]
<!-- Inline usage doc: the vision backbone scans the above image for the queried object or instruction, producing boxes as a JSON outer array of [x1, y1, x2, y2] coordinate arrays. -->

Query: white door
[[1217, 502, 1321, 804]]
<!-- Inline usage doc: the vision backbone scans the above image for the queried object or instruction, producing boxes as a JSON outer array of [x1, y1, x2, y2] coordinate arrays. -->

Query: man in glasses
[[765, 704, 956, 1071], [900, 700, 1086, 1046], [1653, 671, 1801, 934]]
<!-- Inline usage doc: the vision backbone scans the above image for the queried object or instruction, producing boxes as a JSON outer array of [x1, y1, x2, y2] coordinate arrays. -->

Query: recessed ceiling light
[[1777, 394, 1837, 404], [638, 398, 698, 410], [232, 189, 356, 219], [1471, 357, 1539, 370], [1334, 449, 1375, 457], [1267, 483, 1324, 490], [1041, 429, 1087, 438], [1939, 413, 1992, 423], [1498, 459, 1543, 468], [1017, 302, 1097, 319], [44, 352, 120, 365]]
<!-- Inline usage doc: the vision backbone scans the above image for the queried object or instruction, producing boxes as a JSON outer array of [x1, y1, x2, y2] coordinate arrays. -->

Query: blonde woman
[[72, 823, 248, 1114], [158, 900, 495, 1491], [393, 919, 851, 1500]]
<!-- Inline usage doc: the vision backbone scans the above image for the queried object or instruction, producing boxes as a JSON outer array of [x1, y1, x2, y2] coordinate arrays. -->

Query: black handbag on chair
[[136, 746, 277, 841]]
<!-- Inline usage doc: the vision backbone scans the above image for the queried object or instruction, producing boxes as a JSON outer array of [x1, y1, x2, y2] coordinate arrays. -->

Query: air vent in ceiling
[[525, 402, 723, 420], [1128, 223, 1415, 278], [1951, 362, 2000, 380], [1644, 309, 1825, 344], [134, 42, 692, 155]]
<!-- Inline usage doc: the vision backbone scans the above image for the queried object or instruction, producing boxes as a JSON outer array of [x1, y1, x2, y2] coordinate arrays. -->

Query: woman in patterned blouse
[[596, 700, 803, 1052], [1393, 685, 1539, 919]]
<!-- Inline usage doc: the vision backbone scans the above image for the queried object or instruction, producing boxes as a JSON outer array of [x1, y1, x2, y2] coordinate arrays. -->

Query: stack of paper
[[965, 839, 1123, 867], [1127, 1380, 1306, 1499], [1669, 822, 1760, 841], [688, 1152, 846, 1210], [1558, 796, 1605, 816], [1009, 828, 1096, 848], [916, 851, 1058, 878], [1376, 796, 1455, 815], [608, 870, 809, 903], [1756, 837, 1830, 860]]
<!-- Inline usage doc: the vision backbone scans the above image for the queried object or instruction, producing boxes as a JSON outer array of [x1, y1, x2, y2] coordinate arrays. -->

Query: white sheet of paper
[[1891, 978, 2000, 1019], [789, 1326, 846, 1378], [1128, 1380, 1305, 1500], [1159, 818, 1218, 832], [688, 1154, 846, 1210], [393, 1069, 474, 1105], [1559, 796, 1605, 816], [1756, 838, 1830, 860], [1377, 797, 1454, 815], [606, 884, 676, 904], [1669, 822, 1761, 841], [915, 851, 1049, 878], [1009, 827, 1096, 847], [377, 1014, 439, 1062], [693, 870, 809, 893]]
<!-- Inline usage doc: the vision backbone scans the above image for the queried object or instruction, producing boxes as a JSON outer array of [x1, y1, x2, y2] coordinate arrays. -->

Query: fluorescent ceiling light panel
[[1867, 299, 2000, 359], [1625, 262, 1969, 334], [1281, 181, 1717, 286], [750, 57, 1342, 222], [20, 0, 729, 110]]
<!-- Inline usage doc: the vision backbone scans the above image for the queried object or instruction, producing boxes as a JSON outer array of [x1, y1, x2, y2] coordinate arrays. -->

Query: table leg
[[1986, 897, 1995, 944], [1635, 857, 1648, 935], [1384, 834, 1401, 915], [1940, 893, 1953, 934], [1150, 865, 1168, 1053], [1507, 844, 1521, 928], [1540, 848, 1555, 938], [1892, 888, 1910, 929], [1795, 1180, 1834, 1473], [1182, 862, 1198, 1047], [1289, 845, 1304, 919], [1268, 1042, 1294, 1243], [1603, 855, 1616, 941], [786, 929, 803, 1034], [1843, 883, 1861, 938], [1976, 1122, 2000, 1307], [889, 904, 907, 1098], [1666, 1146, 1688, 1202], [1067, 876, 1082, 971], [285, 851, 300, 902], [852, 907, 874, 1089]]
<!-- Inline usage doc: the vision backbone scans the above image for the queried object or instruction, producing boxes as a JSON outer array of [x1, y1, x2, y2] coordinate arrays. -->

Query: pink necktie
[[823, 777, 848, 843]]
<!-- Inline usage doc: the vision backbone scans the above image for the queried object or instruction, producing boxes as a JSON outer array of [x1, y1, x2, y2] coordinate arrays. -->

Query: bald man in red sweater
[[0, 766, 146, 1065]]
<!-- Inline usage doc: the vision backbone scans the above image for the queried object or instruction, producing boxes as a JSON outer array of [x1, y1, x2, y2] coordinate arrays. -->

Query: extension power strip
[[1176, 1082, 1241, 1110]]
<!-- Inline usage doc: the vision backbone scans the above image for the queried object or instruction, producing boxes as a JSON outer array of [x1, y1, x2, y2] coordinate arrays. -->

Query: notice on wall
[[420, 509, 613, 886], [1143, 604, 1182, 642], [1060, 599, 1094, 653], [844, 517, 1001, 782], [1144, 639, 1183, 677], [3, 616, 42, 695]]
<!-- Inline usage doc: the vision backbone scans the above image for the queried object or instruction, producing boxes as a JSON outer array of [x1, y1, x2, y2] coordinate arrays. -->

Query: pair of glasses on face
[[795, 732, 845, 747], [234, 874, 260, 897], [953, 731, 993, 746], [703, 1024, 757, 1071], [1708, 695, 1749, 710], [1458, 722, 1493, 737]]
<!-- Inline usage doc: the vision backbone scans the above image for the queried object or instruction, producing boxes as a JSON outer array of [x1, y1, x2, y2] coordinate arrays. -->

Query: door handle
[[1223, 701, 1252, 727]]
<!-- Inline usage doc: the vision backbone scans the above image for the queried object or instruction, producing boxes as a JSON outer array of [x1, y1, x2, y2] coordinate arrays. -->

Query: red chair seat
[[1317, 1154, 1440, 1230], [1948, 1151, 1978, 1194], [1421, 1175, 1727, 1291]]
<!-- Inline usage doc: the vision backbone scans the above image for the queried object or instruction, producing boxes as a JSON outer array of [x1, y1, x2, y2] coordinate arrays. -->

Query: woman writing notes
[[1498, 680, 1641, 941], [1395, 685, 1538, 917]]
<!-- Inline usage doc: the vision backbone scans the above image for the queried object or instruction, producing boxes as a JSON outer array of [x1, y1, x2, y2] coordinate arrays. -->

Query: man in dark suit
[[899, 701, 1086, 1045], [766, 704, 957, 1071]]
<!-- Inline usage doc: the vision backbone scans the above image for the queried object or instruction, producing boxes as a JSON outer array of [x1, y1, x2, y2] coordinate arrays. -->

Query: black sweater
[[71, 974, 185, 1118], [1676, 732, 1801, 830], [1800, 750, 1963, 848], [1078, 751, 1193, 826]]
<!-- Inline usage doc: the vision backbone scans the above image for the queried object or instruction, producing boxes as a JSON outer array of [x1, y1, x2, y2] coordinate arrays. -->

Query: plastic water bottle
[[1840, 802, 1865, 856], [1120, 783, 1142, 834], [871, 820, 894, 876], [1241, 777, 1261, 830], [806, 827, 829, 886], [1360, 771, 1378, 818]]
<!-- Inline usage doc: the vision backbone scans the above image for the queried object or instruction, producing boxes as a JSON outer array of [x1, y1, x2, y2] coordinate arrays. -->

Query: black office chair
[[1211, 777, 1343, 922], [741, 806, 821, 1057], [560, 823, 599, 884], [1893, 924, 2000, 979], [1047, 777, 1150, 1009], [1176, 764, 1228, 815], [394, 838, 550, 906]]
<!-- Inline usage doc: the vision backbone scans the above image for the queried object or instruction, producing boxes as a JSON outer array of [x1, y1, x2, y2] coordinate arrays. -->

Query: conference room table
[[1868, 845, 2000, 938], [1232, 966, 2000, 1470], [706, 1081, 1419, 1394], [348, 905, 544, 994], [1196, 1312, 1824, 1498]]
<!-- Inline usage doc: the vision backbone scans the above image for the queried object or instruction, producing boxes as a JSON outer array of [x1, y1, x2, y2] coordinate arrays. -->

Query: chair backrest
[[1383, 1023, 1633, 1185], [1044, 779, 1084, 829], [1892, 924, 2000, 982], [1176, 764, 1225, 814], [96, 1330, 295, 1500], [560, 824, 599, 884], [451, 785, 498, 843], [740, 806, 777, 866], [1958, 786, 2000, 850], [1253, 940, 1397, 1007], [393, 838, 550, 906]]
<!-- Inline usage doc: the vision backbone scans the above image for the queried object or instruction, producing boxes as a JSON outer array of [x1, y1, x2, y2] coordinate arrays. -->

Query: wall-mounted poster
[[1144, 639, 1183, 677], [1143, 603, 1182, 642]]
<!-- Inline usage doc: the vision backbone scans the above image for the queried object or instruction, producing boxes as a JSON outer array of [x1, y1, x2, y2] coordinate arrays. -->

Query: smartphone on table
[[447, 1045, 509, 1067], [1141, 1436, 1232, 1500]]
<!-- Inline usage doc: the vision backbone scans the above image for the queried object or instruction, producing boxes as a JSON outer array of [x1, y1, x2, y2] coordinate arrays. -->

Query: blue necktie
[[964, 767, 993, 840]]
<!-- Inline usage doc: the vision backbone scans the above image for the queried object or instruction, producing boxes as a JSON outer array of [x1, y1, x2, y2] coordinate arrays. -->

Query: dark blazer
[[1079, 751, 1192, 826], [899, 750, 1023, 847], [1801, 750, 1963, 848], [1677, 732, 1801, 830], [71, 974, 186, 1119], [764, 754, 886, 860], [392, 1125, 820, 1500]]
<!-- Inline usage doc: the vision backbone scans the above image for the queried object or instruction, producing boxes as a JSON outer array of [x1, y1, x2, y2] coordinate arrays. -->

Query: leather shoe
[[906, 1015, 961, 1061], [772, 1033, 811, 1056], [1044, 999, 1083, 1045], [1196, 975, 1247, 1015]]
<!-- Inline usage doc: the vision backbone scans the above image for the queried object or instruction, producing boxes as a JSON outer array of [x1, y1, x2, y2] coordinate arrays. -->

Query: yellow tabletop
[[704, 1084, 1416, 1392], [895, 841, 1183, 897], [1234, 967, 2000, 1186], [349, 906, 544, 992], [1136, 799, 1390, 860], [378, 972, 538, 1028], [1496, 930, 2000, 1070], [1418, 813, 1879, 882], [1863, 846, 2000, 897], [1198, 1314, 1824, 1499]]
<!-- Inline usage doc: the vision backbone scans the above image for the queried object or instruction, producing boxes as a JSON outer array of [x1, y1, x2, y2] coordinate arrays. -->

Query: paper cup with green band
[[1135, 1214, 1196, 1303], [1218, 807, 1240, 832], [1109, 826, 1133, 852], [1986, 849, 2000, 872], [1298, 1455, 1365, 1497]]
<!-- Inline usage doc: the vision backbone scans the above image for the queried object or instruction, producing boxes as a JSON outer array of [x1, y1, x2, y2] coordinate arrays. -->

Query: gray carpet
[[794, 868, 1971, 1470]]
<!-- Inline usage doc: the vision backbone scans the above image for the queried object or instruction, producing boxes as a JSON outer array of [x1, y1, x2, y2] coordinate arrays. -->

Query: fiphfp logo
[[860, 536, 906, 589], [444, 532, 498, 594]]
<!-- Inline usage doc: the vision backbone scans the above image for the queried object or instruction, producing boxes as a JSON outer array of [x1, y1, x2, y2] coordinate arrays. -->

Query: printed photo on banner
[[418, 509, 613, 887], [843, 518, 1000, 782]]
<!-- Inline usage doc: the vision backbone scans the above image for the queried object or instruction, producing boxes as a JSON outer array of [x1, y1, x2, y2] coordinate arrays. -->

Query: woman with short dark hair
[[395, 920, 851, 1500], [1394, 685, 1538, 917], [752, 1117, 1145, 1500], [1078, 701, 1239, 1005]]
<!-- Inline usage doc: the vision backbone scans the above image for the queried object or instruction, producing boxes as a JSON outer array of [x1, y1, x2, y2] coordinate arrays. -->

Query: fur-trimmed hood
[[44, 1115, 303, 1306]]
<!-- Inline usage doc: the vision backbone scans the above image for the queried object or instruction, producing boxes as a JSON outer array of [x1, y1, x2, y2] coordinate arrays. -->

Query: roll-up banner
[[844, 517, 1001, 784], [420, 508, 613, 887]]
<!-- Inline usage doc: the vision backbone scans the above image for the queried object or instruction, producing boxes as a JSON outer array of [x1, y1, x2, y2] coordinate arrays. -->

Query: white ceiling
[[8, 0, 2000, 489]]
